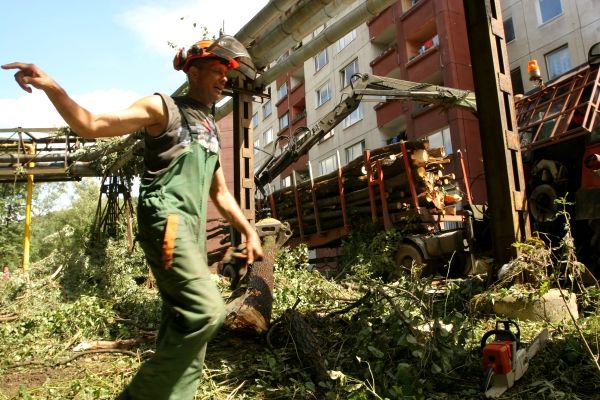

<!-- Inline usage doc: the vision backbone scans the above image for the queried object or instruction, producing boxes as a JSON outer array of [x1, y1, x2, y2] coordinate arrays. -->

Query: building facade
[[502, 0, 600, 95], [252, 0, 486, 206]]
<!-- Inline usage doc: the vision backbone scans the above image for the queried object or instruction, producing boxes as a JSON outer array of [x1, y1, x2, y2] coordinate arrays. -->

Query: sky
[[0, 0, 269, 129]]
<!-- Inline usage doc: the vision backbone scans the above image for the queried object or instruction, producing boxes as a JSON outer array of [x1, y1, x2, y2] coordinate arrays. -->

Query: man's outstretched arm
[[2, 62, 166, 138]]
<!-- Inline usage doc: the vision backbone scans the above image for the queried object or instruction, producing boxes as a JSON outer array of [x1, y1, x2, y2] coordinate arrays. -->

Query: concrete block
[[492, 288, 578, 323]]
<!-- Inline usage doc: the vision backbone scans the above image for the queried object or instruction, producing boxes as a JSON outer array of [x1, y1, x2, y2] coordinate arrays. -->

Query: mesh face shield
[[207, 35, 256, 80]]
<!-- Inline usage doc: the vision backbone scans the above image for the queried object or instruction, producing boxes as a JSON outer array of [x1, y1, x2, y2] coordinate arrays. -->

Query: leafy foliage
[[0, 190, 599, 399]]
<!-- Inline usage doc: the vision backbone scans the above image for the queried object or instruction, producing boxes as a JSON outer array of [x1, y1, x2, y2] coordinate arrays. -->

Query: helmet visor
[[207, 35, 256, 80]]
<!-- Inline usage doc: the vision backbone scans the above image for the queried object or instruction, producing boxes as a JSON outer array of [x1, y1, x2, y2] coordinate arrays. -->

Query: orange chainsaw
[[480, 320, 548, 398]]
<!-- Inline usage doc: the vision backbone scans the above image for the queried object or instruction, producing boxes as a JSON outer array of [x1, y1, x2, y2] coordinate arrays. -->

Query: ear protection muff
[[173, 42, 208, 72], [173, 47, 186, 71]]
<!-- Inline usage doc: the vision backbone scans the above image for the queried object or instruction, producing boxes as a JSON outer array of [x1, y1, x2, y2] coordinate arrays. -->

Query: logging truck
[[256, 73, 480, 275], [515, 43, 600, 273], [256, 46, 600, 274]]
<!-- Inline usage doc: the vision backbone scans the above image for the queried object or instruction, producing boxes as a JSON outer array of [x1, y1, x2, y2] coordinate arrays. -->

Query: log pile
[[268, 140, 462, 240]]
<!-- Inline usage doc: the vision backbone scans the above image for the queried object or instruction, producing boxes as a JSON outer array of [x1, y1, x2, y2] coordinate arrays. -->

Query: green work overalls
[[127, 98, 226, 400]]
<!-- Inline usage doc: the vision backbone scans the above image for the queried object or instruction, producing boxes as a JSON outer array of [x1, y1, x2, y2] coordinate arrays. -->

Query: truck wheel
[[529, 184, 558, 222], [395, 243, 430, 277]]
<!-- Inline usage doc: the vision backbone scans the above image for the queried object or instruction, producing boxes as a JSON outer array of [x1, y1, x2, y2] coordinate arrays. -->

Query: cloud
[[116, 0, 268, 55], [0, 89, 142, 129]]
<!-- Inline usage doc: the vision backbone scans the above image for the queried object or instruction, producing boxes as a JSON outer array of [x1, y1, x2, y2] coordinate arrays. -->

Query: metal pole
[[22, 144, 35, 278], [232, 78, 256, 241], [463, 0, 530, 264]]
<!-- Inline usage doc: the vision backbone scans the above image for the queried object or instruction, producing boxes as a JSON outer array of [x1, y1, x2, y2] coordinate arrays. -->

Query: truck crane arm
[[255, 73, 477, 191]]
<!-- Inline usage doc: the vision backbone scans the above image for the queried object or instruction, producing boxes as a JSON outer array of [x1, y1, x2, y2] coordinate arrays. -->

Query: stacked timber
[[267, 140, 462, 239]]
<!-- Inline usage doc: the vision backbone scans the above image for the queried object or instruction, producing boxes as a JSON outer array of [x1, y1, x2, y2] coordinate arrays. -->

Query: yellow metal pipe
[[21, 143, 35, 277]]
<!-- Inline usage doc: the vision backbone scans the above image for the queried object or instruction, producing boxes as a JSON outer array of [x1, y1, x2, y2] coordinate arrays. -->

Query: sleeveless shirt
[[142, 94, 221, 183]]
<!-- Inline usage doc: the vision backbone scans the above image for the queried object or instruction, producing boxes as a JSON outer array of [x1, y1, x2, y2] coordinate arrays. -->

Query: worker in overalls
[[2, 35, 263, 400]]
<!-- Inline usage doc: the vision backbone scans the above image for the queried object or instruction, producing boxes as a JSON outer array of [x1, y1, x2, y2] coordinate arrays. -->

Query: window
[[263, 128, 273, 145], [504, 18, 515, 43], [342, 104, 363, 128], [511, 67, 524, 95], [427, 127, 452, 155], [319, 155, 337, 176], [320, 128, 335, 143], [252, 111, 259, 129], [277, 82, 288, 101], [254, 138, 260, 154], [262, 100, 272, 119], [546, 45, 571, 80], [316, 82, 331, 107], [281, 175, 292, 188], [314, 49, 329, 72], [345, 141, 365, 163], [313, 24, 326, 38], [341, 59, 359, 88], [538, 0, 562, 24], [279, 113, 289, 131], [336, 29, 357, 52]]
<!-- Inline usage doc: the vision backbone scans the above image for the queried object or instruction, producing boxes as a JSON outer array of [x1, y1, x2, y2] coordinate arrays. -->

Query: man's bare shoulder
[[136, 94, 169, 136]]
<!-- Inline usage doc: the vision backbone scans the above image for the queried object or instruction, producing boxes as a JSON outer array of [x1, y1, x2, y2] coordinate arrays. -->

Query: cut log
[[224, 220, 291, 335], [224, 234, 276, 335]]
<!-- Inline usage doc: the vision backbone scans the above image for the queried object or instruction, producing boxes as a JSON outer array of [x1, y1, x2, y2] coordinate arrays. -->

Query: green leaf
[[368, 345, 385, 358]]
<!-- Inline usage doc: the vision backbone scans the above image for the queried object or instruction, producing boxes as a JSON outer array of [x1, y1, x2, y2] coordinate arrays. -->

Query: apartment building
[[502, 0, 600, 95], [252, 0, 486, 206]]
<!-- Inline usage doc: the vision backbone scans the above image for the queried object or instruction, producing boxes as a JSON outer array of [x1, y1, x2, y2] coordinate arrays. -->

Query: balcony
[[400, 0, 431, 34], [374, 100, 407, 133], [412, 104, 447, 133], [290, 112, 307, 134], [289, 81, 305, 110], [368, 4, 397, 45], [370, 45, 399, 77], [405, 45, 440, 82]]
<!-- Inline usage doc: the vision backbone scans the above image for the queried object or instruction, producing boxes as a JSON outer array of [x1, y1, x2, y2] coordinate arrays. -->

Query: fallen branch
[[0, 313, 18, 322], [374, 287, 422, 340], [8, 349, 138, 369], [73, 336, 154, 352]]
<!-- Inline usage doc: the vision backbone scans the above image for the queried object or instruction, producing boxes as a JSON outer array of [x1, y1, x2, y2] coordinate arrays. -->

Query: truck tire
[[395, 243, 430, 277], [529, 184, 558, 222]]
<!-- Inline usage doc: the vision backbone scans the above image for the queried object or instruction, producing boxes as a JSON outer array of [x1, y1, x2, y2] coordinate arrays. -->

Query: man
[[2, 35, 263, 400]]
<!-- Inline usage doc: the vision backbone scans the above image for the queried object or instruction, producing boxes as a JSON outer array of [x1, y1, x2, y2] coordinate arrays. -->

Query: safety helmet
[[173, 35, 256, 79]]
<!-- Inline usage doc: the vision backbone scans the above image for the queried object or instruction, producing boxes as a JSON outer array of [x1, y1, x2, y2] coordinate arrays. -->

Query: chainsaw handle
[[480, 329, 518, 352], [496, 320, 520, 342]]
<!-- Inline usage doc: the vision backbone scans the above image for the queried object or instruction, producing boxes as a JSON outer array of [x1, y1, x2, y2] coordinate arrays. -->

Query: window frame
[[316, 81, 332, 107], [537, 0, 563, 24], [545, 45, 571, 80], [345, 140, 365, 164], [319, 154, 337, 176], [341, 59, 359, 89], [253, 138, 261, 154], [510, 67, 525, 95], [342, 104, 363, 128], [262, 128, 273, 145], [281, 175, 292, 188], [336, 29, 357, 53], [277, 82, 288, 101], [426, 127, 453, 155], [262, 100, 272, 119], [314, 49, 329, 72], [504, 17, 515, 43], [278, 113, 289, 131]]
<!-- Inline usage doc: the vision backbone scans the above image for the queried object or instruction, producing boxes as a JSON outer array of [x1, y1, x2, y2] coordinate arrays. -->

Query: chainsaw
[[481, 320, 549, 398]]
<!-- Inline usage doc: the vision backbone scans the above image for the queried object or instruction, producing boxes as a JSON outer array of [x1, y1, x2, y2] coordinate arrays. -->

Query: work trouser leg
[[127, 222, 226, 400]]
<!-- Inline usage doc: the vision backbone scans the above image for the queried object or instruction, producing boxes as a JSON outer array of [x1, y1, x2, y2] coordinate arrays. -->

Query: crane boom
[[255, 73, 476, 190]]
